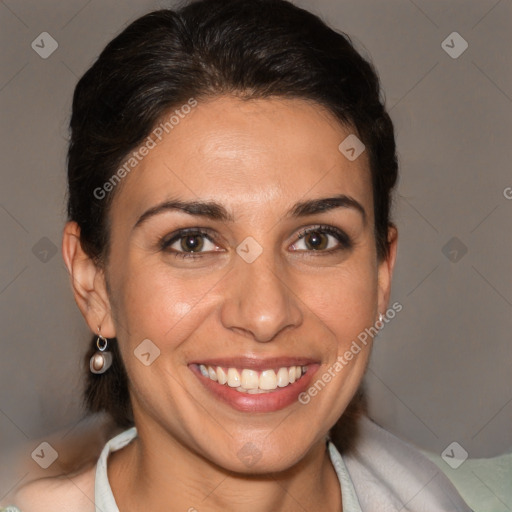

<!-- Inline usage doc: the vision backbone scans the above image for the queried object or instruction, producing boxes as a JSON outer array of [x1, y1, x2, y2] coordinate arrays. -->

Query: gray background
[[1, 0, 511, 499]]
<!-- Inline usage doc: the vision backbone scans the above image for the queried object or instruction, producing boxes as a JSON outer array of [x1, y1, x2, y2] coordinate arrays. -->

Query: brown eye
[[291, 225, 352, 253], [180, 234, 205, 252], [303, 231, 328, 250], [161, 228, 222, 258]]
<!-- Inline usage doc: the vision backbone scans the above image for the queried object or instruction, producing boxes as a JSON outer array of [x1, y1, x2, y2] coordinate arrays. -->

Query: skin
[[59, 95, 397, 512]]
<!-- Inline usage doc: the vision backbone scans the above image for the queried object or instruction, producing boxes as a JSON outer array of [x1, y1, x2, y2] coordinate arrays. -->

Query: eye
[[161, 229, 222, 258], [290, 225, 352, 252]]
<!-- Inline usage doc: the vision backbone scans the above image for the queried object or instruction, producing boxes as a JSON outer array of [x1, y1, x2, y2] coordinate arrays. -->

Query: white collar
[[94, 426, 362, 511]]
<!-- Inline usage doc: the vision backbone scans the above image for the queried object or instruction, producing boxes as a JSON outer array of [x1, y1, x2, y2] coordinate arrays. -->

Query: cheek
[[109, 235, 379, 355], [110, 259, 223, 348], [300, 260, 379, 347]]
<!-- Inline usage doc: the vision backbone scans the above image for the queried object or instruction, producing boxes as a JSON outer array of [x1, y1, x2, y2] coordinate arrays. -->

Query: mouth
[[199, 363, 307, 392], [188, 357, 320, 412]]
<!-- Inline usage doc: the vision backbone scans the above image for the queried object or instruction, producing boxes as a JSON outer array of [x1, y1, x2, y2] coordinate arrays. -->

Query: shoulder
[[9, 465, 96, 512], [342, 415, 473, 511]]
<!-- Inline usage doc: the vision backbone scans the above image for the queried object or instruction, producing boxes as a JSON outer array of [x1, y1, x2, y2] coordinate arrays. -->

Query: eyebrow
[[290, 195, 366, 224], [132, 194, 366, 231]]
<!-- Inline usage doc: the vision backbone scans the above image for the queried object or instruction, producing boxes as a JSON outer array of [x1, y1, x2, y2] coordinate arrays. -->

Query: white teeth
[[199, 364, 306, 392], [208, 366, 217, 381], [276, 367, 289, 387], [259, 369, 277, 390], [227, 368, 241, 388], [237, 387, 270, 394], [241, 369, 259, 390], [216, 366, 227, 384]]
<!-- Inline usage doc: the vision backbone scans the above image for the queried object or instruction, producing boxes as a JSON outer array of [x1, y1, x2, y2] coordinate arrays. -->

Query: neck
[[108, 422, 342, 512]]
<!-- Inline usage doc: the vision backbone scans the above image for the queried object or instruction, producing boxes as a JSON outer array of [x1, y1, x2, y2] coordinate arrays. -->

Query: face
[[91, 95, 394, 472]]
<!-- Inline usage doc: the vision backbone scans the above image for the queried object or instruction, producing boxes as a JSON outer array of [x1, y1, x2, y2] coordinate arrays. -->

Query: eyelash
[[296, 225, 352, 252], [160, 228, 219, 259], [160, 225, 352, 259]]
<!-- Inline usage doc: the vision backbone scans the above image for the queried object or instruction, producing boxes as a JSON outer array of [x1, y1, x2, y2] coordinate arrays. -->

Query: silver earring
[[89, 329, 113, 374], [378, 312, 384, 322]]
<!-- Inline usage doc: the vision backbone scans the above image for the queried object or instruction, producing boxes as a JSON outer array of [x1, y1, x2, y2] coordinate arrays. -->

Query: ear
[[377, 224, 398, 316], [61, 221, 116, 338]]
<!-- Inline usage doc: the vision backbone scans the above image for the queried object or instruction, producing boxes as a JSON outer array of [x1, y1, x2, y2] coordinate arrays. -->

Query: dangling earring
[[89, 328, 113, 374], [376, 312, 385, 331]]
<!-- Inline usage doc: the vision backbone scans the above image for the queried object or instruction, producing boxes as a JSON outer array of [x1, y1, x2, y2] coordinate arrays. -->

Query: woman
[[3, 0, 473, 510]]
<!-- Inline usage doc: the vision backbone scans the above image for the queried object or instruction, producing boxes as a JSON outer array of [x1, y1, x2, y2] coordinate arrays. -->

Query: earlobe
[[61, 221, 116, 338], [377, 224, 398, 315]]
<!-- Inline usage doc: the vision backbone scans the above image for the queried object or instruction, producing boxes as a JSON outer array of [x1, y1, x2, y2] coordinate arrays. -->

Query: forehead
[[111, 95, 372, 222]]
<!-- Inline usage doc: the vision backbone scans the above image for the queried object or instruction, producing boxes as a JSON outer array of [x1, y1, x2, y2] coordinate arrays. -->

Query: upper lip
[[189, 356, 319, 371]]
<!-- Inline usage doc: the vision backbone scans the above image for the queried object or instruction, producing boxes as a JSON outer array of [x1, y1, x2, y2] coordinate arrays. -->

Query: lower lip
[[189, 364, 320, 413]]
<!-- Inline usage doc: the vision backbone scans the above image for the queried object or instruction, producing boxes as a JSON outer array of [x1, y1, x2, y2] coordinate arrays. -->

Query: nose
[[220, 254, 303, 343]]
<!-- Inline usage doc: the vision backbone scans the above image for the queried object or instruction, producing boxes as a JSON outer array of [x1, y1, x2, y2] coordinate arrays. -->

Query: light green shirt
[[2, 416, 473, 511]]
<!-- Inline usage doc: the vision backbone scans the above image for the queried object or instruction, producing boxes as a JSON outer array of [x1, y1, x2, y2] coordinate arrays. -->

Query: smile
[[198, 364, 308, 393], [189, 358, 320, 413]]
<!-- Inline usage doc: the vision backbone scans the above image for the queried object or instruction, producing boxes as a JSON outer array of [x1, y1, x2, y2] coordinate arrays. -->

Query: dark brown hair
[[69, 0, 398, 448]]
